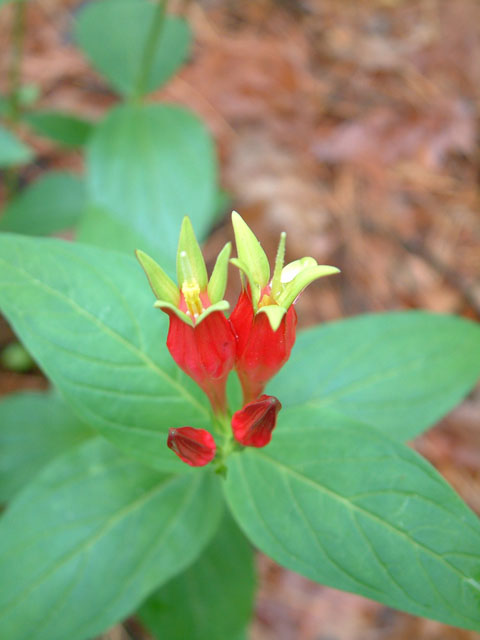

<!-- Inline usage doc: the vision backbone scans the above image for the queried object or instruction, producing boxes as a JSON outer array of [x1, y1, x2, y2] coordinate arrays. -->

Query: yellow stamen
[[258, 293, 274, 308], [182, 279, 203, 317]]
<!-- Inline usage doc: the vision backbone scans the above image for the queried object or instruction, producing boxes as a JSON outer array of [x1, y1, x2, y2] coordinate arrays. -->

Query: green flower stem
[[131, 0, 167, 102], [5, 0, 27, 198]]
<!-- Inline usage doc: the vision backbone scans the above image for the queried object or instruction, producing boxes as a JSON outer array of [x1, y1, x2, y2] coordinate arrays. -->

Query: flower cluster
[[137, 213, 339, 468]]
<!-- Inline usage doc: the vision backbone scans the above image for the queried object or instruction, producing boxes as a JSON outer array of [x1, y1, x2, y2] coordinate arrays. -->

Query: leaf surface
[[0, 438, 222, 640], [271, 312, 480, 440], [139, 512, 256, 640], [0, 172, 86, 235], [0, 234, 210, 471], [224, 407, 480, 630], [74, 0, 191, 97], [83, 103, 217, 262], [0, 390, 91, 502]]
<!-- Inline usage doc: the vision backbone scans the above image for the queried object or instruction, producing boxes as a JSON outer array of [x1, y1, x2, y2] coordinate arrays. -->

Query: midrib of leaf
[[73, 472, 204, 637], [0, 475, 176, 617], [251, 451, 480, 619], [0, 255, 208, 417]]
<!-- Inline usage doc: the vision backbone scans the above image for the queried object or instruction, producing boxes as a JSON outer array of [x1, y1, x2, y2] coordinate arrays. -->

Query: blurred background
[[0, 1, 479, 638]]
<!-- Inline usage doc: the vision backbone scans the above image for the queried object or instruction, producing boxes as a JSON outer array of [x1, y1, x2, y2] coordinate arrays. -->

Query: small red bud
[[167, 427, 216, 467], [231, 395, 282, 447]]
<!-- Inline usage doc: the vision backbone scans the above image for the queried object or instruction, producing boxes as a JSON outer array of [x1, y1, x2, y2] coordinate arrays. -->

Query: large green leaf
[[271, 312, 480, 441], [24, 110, 94, 147], [0, 234, 210, 471], [139, 512, 256, 640], [0, 124, 33, 167], [0, 390, 92, 502], [0, 171, 86, 236], [82, 103, 217, 262], [0, 438, 222, 640], [224, 407, 480, 631], [74, 0, 191, 97]]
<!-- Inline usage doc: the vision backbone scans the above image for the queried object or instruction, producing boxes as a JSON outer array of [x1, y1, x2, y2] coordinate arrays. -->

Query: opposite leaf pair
[[136, 212, 339, 467]]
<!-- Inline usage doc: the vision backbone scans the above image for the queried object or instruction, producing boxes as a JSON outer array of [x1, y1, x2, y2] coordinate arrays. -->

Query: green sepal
[[197, 300, 230, 325], [231, 211, 270, 289], [230, 257, 261, 312], [257, 304, 287, 332], [135, 250, 179, 305], [208, 242, 231, 304], [176, 217, 208, 290], [277, 264, 340, 309], [153, 301, 193, 327]]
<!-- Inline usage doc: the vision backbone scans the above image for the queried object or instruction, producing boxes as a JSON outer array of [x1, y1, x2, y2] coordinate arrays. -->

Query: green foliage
[[0, 390, 91, 502], [139, 512, 256, 640], [0, 234, 209, 471], [82, 103, 218, 263], [0, 123, 33, 167], [225, 407, 480, 631], [271, 312, 480, 441], [24, 110, 94, 147], [0, 172, 86, 235], [0, 439, 223, 640], [0, 341, 34, 372], [74, 0, 191, 98]]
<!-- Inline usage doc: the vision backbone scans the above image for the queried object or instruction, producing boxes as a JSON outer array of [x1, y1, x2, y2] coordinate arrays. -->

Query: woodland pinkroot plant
[[137, 212, 339, 468]]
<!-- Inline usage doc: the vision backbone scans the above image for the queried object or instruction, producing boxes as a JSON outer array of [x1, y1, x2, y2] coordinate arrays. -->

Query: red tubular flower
[[167, 427, 216, 466], [166, 307, 236, 414], [230, 212, 339, 404], [230, 288, 297, 403], [232, 394, 282, 447], [137, 217, 236, 415]]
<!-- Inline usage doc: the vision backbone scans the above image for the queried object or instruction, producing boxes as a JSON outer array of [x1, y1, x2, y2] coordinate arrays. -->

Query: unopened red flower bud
[[231, 394, 282, 447], [167, 426, 216, 466]]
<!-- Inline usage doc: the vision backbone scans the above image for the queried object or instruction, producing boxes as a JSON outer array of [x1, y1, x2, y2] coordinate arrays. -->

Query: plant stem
[[5, 0, 27, 197], [132, 0, 167, 102]]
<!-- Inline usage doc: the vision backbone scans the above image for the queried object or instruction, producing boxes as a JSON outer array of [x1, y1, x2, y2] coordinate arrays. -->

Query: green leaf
[[24, 110, 94, 147], [139, 512, 256, 640], [0, 438, 223, 640], [84, 103, 217, 264], [0, 124, 33, 167], [0, 390, 92, 502], [74, 0, 191, 97], [271, 312, 480, 441], [0, 171, 86, 236], [224, 407, 480, 631], [0, 234, 211, 471]]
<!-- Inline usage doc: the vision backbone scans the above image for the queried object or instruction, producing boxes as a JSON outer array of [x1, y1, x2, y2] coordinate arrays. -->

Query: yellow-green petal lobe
[[277, 265, 340, 309], [196, 300, 230, 325], [153, 301, 193, 327], [257, 304, 287, 332], [231, 211, 270, 288], [208, 242, 231, 304], [135, 250, 179, 305], [230, 257, 261, 312], [176, 217, 208, 290]]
